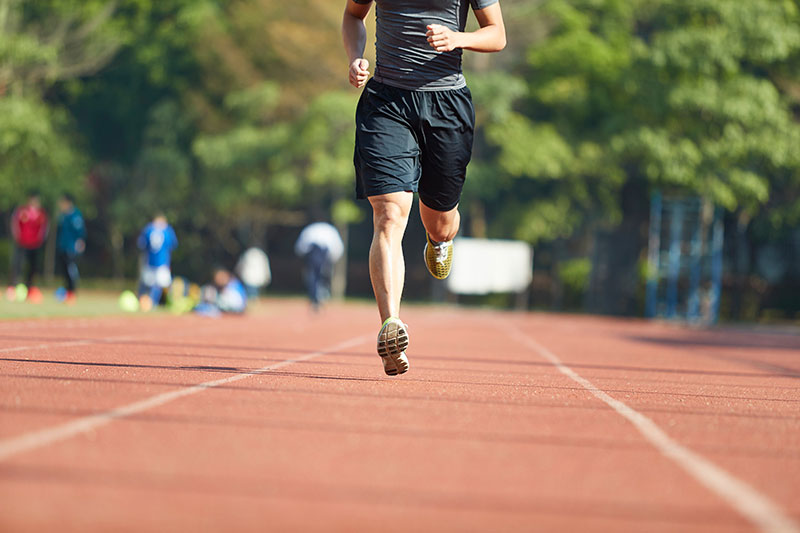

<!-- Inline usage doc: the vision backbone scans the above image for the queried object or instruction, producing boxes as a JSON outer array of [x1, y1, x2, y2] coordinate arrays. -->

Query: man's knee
[[427, 224, 457, 243], [370, 196, 411, 232], [422, 211, 459, 242]]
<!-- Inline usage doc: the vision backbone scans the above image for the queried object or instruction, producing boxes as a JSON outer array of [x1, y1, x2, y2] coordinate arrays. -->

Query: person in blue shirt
[[55, 194, 86, 304], [194, 268, 248, 316], [137, 213, 178, 310], [214, 268, 247, 314]]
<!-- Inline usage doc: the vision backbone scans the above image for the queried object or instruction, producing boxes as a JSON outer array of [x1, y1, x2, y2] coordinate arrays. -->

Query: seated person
[[195, 268, 247, 316]]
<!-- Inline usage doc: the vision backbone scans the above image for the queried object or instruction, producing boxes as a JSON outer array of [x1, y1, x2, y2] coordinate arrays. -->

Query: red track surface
[[1, 300, 798, 532]]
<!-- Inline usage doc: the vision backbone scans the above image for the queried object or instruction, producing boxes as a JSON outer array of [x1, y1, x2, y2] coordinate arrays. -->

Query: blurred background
[[0, 0, 798, 322]]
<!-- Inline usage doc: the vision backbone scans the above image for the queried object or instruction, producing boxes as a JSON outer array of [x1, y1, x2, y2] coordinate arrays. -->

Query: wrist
[[453, 31, 468, 50]]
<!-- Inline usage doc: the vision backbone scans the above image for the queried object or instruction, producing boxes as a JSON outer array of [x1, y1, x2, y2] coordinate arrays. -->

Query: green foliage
[[466, 0, 800, 246], [557, 258, 592, 294], [2, 0, 799, 299], [0, 96, 84, 208]]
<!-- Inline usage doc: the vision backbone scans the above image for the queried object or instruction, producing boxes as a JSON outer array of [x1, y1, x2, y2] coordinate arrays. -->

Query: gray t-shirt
[[354, 0, 498, 91]]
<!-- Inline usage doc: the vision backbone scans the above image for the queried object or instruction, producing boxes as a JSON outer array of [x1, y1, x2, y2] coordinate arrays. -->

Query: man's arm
[[426, 2, 506, 53], [137, 229, 147, 251], [39, 212, 49, 242], [10, 209, 20, 243], [342, 0, 373, 88], [169, 227, 178, 250]]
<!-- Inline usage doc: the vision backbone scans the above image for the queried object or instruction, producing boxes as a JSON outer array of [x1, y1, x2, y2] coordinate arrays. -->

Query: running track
[[1, 300, 798, 532]]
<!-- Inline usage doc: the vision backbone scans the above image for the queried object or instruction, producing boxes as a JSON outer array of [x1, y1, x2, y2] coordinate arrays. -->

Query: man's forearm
[[342, 12, 367, 62], [458, 24, 506, 53]]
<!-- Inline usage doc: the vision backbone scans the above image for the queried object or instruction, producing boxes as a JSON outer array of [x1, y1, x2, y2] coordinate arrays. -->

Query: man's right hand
[[349, 58, 370, 88]]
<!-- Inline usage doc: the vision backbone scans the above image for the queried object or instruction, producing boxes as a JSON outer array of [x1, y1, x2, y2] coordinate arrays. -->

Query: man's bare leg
[[368, 192, 413, 322], [419, 200, 460, 242], [368, 192, 412, 376]]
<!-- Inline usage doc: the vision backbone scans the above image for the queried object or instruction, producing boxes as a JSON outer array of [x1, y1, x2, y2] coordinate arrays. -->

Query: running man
[[294, 221, 345, 311], [342, 0, 505, 375]]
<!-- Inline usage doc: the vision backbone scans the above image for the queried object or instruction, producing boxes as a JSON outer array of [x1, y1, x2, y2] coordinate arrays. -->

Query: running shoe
[[424, 233, 453, 280], [377, 317, 410, 376]]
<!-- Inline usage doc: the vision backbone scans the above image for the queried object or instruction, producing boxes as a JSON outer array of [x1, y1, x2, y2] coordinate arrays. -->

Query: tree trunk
[[469, 200, 487, 238], [587, 179, 650, 316], [731, 211, 752, 320], [110, 225, 124, 279]]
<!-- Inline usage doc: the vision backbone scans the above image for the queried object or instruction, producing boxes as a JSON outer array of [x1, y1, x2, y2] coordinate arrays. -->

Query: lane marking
[[508, 325, 800, 533], [0, 335, 368, 462], [0, 339, 119, 355]]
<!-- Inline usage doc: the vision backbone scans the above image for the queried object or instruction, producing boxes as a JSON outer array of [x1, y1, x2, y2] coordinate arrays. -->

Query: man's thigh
[[355, 81, 421, 199], [418, 87, 475, 212]]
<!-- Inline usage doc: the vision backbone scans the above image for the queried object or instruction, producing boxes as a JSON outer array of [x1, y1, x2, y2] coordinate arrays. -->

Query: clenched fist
[[426, 24, 461, 53], [349, 58, 370, 88]]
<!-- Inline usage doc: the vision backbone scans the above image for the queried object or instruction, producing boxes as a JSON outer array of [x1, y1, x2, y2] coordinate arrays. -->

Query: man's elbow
[[494, 28, 507, 51], [481, 26, 505, 52]]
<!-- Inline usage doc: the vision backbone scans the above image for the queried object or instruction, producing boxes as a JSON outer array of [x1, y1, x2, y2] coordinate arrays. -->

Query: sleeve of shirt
[[75, 215, 86, 240], [470, 0, 499, 9], [137, 229, 147, 251], [40, 212, 49, 241], [11, 209, 20, 241], [169, 227, 178, 250]]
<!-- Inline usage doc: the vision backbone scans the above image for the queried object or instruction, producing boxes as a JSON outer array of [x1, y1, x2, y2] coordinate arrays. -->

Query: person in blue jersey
[[55, 194, 87, 304], [342, 0, 506, 375], [137, 213, 178, 310]]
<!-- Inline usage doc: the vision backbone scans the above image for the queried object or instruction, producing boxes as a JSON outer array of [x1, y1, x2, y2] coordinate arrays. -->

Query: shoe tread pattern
[[377, 321, 409, 376]]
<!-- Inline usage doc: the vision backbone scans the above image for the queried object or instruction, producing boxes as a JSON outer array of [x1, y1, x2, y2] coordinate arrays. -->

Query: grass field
[[0, 289, 128, 319]]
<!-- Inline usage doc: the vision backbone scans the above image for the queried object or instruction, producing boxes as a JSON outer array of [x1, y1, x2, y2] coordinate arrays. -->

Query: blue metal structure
[[645, 193, 724, 324]]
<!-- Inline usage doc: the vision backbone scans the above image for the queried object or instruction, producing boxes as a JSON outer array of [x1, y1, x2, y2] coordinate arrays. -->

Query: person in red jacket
[[8, 193, 49, 303]]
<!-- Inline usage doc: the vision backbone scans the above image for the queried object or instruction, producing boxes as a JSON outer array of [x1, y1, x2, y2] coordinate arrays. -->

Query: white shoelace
[[433, 241, 451, 263]]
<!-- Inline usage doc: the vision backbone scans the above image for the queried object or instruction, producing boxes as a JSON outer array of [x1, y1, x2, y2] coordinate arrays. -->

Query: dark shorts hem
[[356, 181, 418, 200], [418, 193, 459, 213]]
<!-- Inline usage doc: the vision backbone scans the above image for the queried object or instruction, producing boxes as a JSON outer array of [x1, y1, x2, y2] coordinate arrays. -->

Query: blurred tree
[[468, 0, 800, 314], [0, 0, 121, 208]]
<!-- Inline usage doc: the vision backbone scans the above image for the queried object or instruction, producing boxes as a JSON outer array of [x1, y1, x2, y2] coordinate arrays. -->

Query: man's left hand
[[426, 24, 461, 52]]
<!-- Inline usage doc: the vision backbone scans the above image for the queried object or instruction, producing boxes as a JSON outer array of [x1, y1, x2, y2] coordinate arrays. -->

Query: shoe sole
[[381, 351, 409, 376], [377, 321, 409, 376]]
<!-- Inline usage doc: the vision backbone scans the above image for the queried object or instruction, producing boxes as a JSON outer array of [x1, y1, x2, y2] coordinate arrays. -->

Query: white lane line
[[0, 335, 368, 462], [1, 340, 106, 354], [508, 325, 800, 533]]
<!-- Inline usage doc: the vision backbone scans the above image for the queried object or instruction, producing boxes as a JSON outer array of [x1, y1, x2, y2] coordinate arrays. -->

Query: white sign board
[[446, 237, 533, 295]]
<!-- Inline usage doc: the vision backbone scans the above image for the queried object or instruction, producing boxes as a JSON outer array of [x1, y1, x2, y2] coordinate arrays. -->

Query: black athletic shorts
[[354, 79, 475, 212]]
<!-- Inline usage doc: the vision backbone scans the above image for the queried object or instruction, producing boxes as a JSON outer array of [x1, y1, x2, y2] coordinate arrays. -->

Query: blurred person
[[235, 247, 271, 299], [55, 194, 86, 304], [294, 222, 344, 311], [194, 268, 248, 316], [342, 0, 506, 374], [8, 192, 49, 303], [137, 213, 178, 311]]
